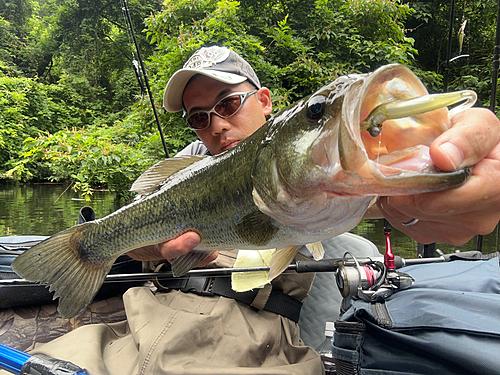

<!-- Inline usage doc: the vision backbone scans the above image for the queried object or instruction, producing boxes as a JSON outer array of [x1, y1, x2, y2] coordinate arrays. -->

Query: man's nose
[[210, 113, 231, 135]]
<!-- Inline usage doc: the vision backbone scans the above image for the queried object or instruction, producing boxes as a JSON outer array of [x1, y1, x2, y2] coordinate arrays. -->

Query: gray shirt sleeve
[[175, 140, 209, 157]]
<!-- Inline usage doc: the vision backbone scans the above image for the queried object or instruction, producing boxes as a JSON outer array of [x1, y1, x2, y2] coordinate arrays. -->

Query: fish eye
[[306, 95, 326, 120]]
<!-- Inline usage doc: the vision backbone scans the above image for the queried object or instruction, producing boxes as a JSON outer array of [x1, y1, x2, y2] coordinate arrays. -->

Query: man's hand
[[127, 231, 218, 266], [378, 107, 500, 245]]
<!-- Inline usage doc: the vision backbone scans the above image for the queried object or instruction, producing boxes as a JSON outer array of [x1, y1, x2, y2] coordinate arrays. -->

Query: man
[[126, 46, 274, 266], [28, 46, 331, 375]]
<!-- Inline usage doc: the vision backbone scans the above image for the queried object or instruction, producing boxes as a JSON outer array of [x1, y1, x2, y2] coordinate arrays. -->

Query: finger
[[159, 231, 201, 261], [385, 156, 499, 218], [379, 190, 477, 222], [430, 108, 500, 171], [393, 219, 476, 245]]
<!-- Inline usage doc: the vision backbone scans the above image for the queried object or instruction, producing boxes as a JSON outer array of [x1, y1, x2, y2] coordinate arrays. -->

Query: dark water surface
[[0, 181, 121, 237], [351, 218, 499, 258], [1, 181, 498, 258]]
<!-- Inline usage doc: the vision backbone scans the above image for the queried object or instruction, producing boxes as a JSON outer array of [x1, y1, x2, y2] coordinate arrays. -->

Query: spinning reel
[[335, 252, 415, 302], [335, 220, 415, 302]]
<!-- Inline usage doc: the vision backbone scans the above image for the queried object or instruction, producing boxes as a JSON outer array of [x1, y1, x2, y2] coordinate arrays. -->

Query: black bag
[[332, 257, 500, 375]]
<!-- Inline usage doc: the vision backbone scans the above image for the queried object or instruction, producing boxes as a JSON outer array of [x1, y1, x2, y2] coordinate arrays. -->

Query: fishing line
[[49, 182, 76, 222], [53, 182, 74, 204], [443, 0, 457, 92], [120, 1, 145, 97], [376, 132, 382, 165]]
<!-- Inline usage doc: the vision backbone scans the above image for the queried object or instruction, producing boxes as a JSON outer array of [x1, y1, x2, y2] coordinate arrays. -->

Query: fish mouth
[[339, 64, 476, 195]]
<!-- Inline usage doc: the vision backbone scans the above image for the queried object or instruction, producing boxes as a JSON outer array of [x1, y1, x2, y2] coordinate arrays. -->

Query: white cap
[[163, 46, 261, 112]]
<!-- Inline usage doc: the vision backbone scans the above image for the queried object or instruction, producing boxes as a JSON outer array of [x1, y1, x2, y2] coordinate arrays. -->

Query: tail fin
[[11, 222, 113, 319]]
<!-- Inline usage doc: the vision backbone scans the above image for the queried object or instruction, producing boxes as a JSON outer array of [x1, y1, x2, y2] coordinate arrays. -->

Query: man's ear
[[256, 88, 273, 116]]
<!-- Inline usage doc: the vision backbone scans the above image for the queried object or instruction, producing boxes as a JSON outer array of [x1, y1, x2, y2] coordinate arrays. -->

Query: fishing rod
[[0, 343, 87, 375], [1, 251, 491, 287], [0, 258, 376, 285], [120, 0, 169, 159]]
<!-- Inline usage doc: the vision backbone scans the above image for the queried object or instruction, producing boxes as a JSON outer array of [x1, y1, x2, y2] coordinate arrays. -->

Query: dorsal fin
[[130, 155, 207, 195]]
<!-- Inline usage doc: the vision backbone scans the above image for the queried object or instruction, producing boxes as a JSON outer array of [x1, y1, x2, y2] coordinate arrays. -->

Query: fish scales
[[12, 64, 475, 318]]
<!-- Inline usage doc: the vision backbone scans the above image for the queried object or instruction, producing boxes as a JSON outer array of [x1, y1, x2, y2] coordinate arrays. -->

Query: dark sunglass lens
[[188, 112, 209, 130], [215, 95, 242, 117]]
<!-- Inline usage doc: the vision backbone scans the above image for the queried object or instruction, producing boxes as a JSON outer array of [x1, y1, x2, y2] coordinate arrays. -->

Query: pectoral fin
[[268, 245, 302, 281], [235, 211, 278, 246], [171, 250, 215, 277], [305, 242, 325, 261], [231, 249, 275, 292]]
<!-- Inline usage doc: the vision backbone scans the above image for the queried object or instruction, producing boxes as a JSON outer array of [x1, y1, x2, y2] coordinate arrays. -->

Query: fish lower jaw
[[324, 190, 368, 198]]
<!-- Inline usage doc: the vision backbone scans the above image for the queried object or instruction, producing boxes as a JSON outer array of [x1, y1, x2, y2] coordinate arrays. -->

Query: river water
[[0, 181, 498, 258]]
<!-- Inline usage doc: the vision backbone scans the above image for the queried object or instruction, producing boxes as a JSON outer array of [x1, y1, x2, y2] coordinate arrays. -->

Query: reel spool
[[335, 252, 386, 299]]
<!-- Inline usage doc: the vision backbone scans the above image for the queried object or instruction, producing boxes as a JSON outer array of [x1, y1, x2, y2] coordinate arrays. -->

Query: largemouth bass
[[12, 64, 475, 318]]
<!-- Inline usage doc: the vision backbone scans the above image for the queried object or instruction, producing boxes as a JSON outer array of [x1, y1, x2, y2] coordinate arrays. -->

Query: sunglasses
[[184, 90, 258, 130]]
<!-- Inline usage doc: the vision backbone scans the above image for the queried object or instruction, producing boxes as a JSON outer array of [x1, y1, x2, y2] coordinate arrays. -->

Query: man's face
[[182, 75, 272, 155]]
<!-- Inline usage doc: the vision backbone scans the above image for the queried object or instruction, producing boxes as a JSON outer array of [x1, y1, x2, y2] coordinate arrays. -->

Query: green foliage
[[145, 0, 419, 124], [5, 124, 154, 200], [131, 96, 199, 157], [3, 0, 498, 201], [404, 0, 500, 110], [0, 0, 169, 199], [0, 74, 128, 171]]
